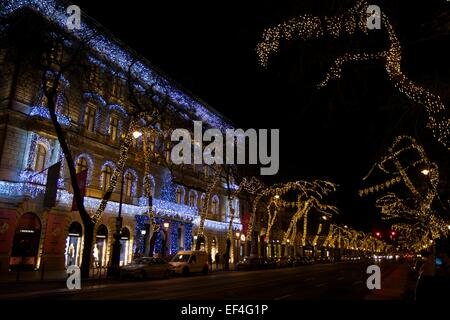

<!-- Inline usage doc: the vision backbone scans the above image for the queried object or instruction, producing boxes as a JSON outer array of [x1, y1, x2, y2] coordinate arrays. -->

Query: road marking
[[274, 294, 291, 300], [316, 283, 327, 287], [352, 281, 363, 286], [337, 276, 345, 281], [304, 277, 316, 281]]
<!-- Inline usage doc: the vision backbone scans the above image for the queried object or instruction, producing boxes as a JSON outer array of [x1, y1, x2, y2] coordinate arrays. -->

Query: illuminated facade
[[0, 1, 243, 272]]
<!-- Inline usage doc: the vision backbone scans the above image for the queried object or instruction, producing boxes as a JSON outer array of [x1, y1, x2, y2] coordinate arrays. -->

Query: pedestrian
[[215, 252, 220, 271]]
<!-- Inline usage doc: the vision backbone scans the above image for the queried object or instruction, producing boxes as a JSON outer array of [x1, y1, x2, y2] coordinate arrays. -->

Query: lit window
[[212, 197, 219, 215], [125, 172, 133, 197], [112, 78, 123, 98], [34, 144, 46, 172], [101, 165, 112, 191], [189, 192, 196, 207], [76, 157, 88, 174], [109, 116, 119, 141], [84, 105, 96, 132], [176, 188, 183, 204]]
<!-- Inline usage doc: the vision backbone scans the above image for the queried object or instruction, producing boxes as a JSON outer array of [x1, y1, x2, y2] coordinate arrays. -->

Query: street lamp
[[161, 222, 170, 257], [132, 130, 143, 139], [274, 195, 280, 199], [421, 169, 430, 176], [109, 132, 140, 276], [322, 215, 327, 220]]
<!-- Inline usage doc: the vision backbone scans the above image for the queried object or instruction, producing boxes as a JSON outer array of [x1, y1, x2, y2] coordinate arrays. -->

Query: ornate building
[[0, 0, 243, 272]]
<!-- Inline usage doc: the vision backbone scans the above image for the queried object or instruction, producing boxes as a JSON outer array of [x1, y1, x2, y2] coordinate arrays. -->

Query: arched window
[[84, 104, 96, 132], [125, 172, 133, 197], [176, 187, 184, 205], [189, 191, 197, 207], [34, 144, 47, 172], [212, 196, 219, 215], [109, 115, 119, 141], [76, 157, 88, 174], [101, 165, 112, 191], [200, 193, 206, 210]]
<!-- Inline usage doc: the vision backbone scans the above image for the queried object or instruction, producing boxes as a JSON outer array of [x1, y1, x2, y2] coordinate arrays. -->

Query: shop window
[[10, 213, 41, 271], [65, 222, 83, 267], [94, 225, 108, 268], [120, 227, 131, 266]]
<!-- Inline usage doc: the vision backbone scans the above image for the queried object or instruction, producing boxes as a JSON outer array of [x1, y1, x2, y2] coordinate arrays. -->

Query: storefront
[[9, 213, 41, 270], [94, 224, 108, 267], [65, 221, 82, 267], [119, 227, 131, 266]]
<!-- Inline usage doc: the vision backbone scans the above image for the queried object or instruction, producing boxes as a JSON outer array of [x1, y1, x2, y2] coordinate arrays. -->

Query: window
[[34, 144, 46, 172], [176, 187, 183, 204], [189, 191, 196, 207], [88, 65, 99, 85], [125, 172, 133, 197], [112, 78, 123, 98], [101, 165, 112, 191], [109, 116, 119, 141], [212, 197, 219, 215], [76, 157, 88, 174], [84, 105, 96, 132]]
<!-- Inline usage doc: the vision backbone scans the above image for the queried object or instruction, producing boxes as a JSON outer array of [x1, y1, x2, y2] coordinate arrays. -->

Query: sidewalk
[[1, 263, 236, 284], [365, 263, 411, 300], [0, 267, 108, 283]]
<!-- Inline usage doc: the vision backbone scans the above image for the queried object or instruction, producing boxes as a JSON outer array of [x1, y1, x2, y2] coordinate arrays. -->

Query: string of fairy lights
[[360, 135, 449, 251], [256, 0, 450, 149]]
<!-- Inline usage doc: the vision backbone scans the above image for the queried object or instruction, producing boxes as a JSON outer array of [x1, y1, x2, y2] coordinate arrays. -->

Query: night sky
[[70, 0, 449, 230]]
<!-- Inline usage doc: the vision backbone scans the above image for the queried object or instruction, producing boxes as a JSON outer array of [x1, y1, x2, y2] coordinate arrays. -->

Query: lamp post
[[161, 222, 170, 257], [109, 131, 141, 276], [108, 169, 125, 277]]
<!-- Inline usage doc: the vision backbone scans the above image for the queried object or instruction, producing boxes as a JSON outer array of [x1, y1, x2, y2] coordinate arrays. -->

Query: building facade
[[0, 1, 244, 272]]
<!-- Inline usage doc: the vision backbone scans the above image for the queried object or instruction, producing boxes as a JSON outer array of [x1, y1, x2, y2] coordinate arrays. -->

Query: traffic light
[[390, 231, 396, 237], [375, 231, 381, 238]]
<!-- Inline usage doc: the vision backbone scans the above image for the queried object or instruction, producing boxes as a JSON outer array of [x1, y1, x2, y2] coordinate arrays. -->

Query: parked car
[[266, 257, 279, 268], [236, 256, 267, 271], [301, 257, 315, 265], [120, 257, 171, 279], [278, 257, 292, 268], [169, 250, 209, 275]]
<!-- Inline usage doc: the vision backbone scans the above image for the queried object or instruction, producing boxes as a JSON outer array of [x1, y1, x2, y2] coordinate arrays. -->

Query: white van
[[169, 250, 209, 275]]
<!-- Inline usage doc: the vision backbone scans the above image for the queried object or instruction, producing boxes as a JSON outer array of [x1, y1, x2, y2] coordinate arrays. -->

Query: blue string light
[[1, 0, 233, 131]]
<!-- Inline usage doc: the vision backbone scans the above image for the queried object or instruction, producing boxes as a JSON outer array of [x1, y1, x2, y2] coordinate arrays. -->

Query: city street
[[0, 261, 409, 300]]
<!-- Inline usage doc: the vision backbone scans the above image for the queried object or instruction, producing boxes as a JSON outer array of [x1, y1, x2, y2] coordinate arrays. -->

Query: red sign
[[71, 169, 88, 211], [0, 209, 16, 253], [43, 214, 66, 254], [241, 212, 250, 235]]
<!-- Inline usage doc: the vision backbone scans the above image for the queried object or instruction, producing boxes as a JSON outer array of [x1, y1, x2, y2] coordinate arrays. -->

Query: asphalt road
[[0, 261, 401, 300]]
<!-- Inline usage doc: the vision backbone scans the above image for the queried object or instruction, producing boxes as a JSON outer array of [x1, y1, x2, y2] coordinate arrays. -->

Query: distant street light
[[132, 131, 143, 139], [274, 195, 280, 199], [322, 216, 327, 220], [421, 169, 430, 175]]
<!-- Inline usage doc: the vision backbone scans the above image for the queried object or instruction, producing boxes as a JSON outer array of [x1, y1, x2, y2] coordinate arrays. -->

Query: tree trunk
[[224, 238, 231, 271], [80, 219, 94, 278], [45, 85, 94, 278]]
